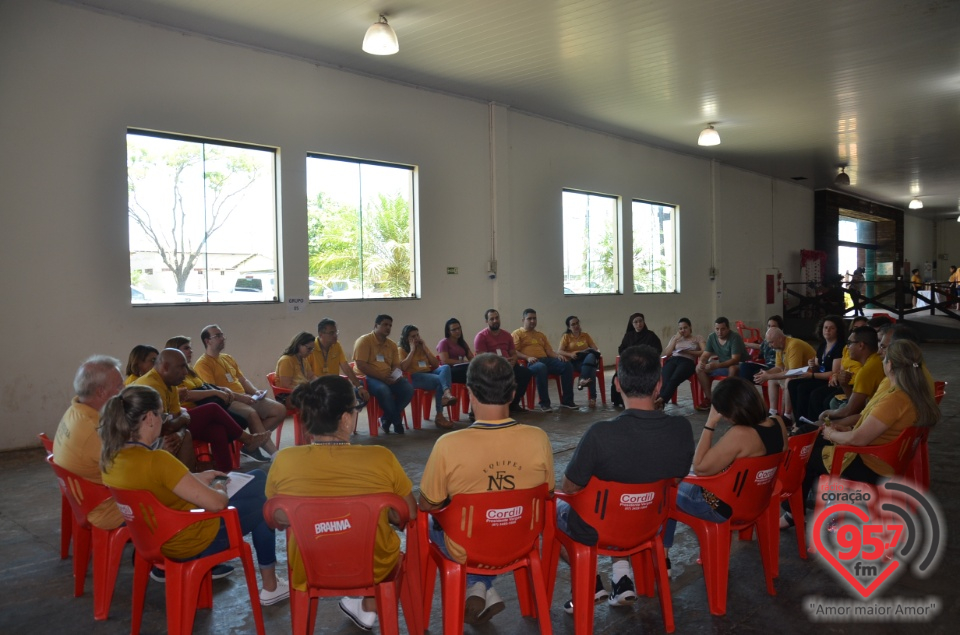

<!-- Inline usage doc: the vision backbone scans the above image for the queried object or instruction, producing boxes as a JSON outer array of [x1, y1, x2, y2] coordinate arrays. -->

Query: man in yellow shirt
[[194, 324, 287, 443], [52, 355, 126, 530], [511, 308, 576, 411], [309, 318, 370, 403], [753, 327, 816, 418], [352, 314, 413, 434], [817, 326, 885, 429]]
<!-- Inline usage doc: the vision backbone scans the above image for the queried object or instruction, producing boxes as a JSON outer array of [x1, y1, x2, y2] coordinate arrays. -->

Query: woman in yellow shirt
[[99, 385, 288, 605], [123, 344, 158, 385], [558, 315, 601, 407], [275, 332, 317, 392]]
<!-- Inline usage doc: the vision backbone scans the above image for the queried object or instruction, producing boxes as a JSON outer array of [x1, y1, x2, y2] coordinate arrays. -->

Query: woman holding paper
[[99, 384, 289, 605]]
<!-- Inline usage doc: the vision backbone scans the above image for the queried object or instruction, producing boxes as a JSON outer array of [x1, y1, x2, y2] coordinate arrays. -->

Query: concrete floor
[[3, 342, 958, 634]]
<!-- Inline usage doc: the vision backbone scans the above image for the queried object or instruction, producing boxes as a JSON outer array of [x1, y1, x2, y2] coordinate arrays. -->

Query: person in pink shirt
[[473, 309, 530, 413]]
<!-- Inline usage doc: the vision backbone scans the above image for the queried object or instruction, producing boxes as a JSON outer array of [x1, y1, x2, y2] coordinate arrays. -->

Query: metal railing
[[783, 280, 960, 322]]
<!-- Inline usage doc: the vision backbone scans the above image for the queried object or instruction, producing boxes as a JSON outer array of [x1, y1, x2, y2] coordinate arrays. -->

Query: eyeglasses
[[349, 402, 366, 413], [210, 333, 225, 340]]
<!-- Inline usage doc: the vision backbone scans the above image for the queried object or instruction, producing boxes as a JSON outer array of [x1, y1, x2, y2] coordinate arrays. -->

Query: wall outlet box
[[446, 267, 458, 275]]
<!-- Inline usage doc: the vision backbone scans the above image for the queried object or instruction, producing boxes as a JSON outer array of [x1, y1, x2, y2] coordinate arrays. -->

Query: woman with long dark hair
[[788, 315, 845, 422], [100, 385, 288, 604], [275, 331, 317, 390], [123, 345, 158, 385], [399, 324, 457, 429], [266, 376, 416, 630], [656, 318, 705, 408], [436, 317, 474, 385], [662, 378, 787, 556]]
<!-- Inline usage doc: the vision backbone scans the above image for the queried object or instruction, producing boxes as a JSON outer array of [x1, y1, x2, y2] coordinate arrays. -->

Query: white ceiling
[[69, 0, 960, 218]]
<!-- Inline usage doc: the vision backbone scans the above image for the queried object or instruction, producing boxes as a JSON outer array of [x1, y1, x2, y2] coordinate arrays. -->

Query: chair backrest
[[39, 432, 54, 453], [263, 493, 409, 590], [266, 372, 291, 397], [108, 487, 217, 564], [832, 426, 929, 476], [934, 380, 946, 405], [736, 321, 762, 344], [560, 478, 672, 551], [46, 455, 113, 530], [776, 429, 820, 497], [687, 453, 784, 525], [432, 483, 549, 568]]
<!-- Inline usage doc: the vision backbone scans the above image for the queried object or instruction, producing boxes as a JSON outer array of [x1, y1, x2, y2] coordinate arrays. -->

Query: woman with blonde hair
[[99, 385, 288, 604]]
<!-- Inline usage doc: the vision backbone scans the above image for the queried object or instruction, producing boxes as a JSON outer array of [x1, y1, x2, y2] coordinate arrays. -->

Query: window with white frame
[[562, 190, 619, 295], [127, 130, 278, 304], [631, 200, 677, 293], [306, 154, 417, 300]]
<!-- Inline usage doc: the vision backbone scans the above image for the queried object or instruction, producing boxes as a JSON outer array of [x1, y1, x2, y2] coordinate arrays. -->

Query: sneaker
[[150, 567, 165, 583], [559, 402, 578, 410], [211, 563, 234, 580], [695, 400, 712, 412], [563, 575, 608, 614], [338, 596, 376, 630], [260, 579, 290, 606], [533, 404, 553, 413], [594, 574, 609, 601], [464, 581, 487, 625], [240, 446, 271, 462], [476, 585, 505, 624], [608, 575, 637, 606]]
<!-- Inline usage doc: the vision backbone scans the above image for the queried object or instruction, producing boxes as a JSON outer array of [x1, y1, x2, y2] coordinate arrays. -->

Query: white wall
[[904, 215, 936, 278], [1, 0, 814, 450], [933, 218, 960, 280]]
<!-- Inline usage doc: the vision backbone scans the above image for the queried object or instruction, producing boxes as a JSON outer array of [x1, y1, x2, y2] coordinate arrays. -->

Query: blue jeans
[[365, 375, 414, 430], [528, 357, 574, 407], [429, 523, 493, 590], [195, 469, 275, 566], [662, 481, 729, 549], [571, 353, 598, 399], [410, 365, 452, 411]]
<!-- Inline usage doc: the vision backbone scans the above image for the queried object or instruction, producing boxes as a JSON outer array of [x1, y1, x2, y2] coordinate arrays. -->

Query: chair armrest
[[829, 443, 870, 474]]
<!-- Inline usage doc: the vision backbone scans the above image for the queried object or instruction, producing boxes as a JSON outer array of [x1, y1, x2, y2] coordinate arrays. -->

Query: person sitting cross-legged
[[352, 314, 413, 435], [398, 324, 457, 429]]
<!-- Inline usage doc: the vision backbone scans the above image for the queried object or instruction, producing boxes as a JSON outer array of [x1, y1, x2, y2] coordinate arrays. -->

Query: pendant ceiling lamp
[[835, 166, 850, 186], [362, 15, 399, 55], [909, 197, 923, 210], [697, 123, 720, 146]]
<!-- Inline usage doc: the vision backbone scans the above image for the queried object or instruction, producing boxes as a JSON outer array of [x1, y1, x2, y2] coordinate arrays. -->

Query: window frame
[[561, 188, 622, 296], [126, 128, 280, 306], [631, 198, 679, 295], [305, 152, 419, 302]]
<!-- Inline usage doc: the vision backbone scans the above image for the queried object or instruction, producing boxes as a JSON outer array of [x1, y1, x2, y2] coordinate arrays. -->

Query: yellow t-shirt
[[53, 399, 124, 530], [265, 445, 412, 591], [775, 337, 817, 370], [352, 333, 400, 378], [134, 368, 181, 414], [419, 420, 554, 563], [558, 332, 598, 354], [851, 353, 885, 398], [405, 347, 436, 374], [834, 346, 862, 403], [101, 445, 219, 559], [194, 353, 246, 393], [177, 372, 206, 409], [276, 354, 310, 387], [309, 339, 346, 377], [512, 328, 553, 359], [822, 385, 917, 476]]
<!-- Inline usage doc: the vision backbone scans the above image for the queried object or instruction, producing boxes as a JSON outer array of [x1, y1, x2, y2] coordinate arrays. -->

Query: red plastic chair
[[267, 372, 306, 447], [828, 426, 929, 480], [47, 456, 130, 620], [108, 487, 265, 635], [263, 494, 422, 635], [775, 429, 820, 559], [570, 354, 607, 407], [419, 483, 553, 634], [910, 380, 947, 490], [39, 432, 73, 560], [192, 439, 241, 470], [544, 478, 676, 633], [669, 453, 785, 615]]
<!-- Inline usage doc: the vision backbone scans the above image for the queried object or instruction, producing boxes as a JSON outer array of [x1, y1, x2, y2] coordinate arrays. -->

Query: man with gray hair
[[52, 355, 126, 530]]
